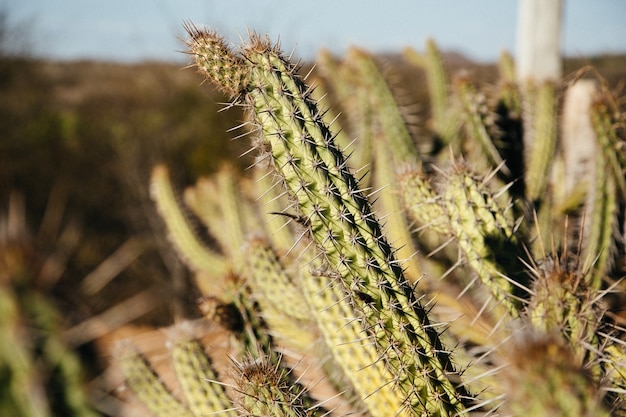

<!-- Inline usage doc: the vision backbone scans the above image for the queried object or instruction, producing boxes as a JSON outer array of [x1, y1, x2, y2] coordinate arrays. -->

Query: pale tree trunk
[[516, 0, 563, 83]]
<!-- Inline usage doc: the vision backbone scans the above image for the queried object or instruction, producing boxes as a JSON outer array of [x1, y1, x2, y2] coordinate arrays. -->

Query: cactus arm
[[522, 81, 558, 202], [150, 165, 228, 277], [456, 78, 509, 176], [242, 237, 315, 353], [170, 339, 238, 417], [404, 41, 460, 147], [346, 48, 424, 280], [443, 168, 522, 317], [585, 96, 624, 288], [499, 334, 611, 417], [119, 346, 195, 417], [397, 166, 450, 236]]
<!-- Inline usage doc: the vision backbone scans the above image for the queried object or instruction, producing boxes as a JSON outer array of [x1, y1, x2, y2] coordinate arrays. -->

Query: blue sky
[[5, 0, 626, 63]]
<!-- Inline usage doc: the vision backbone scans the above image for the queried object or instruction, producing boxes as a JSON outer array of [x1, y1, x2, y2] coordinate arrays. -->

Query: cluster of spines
[[232, 355, 320, 417]]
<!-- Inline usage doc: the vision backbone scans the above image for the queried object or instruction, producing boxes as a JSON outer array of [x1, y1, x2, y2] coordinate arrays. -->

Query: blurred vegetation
[[1, 10, 626, 415]]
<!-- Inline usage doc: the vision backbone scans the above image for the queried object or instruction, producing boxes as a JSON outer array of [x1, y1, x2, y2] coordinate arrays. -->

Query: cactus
[[115, 25, 626, 417], [0, 192, 100, 417]]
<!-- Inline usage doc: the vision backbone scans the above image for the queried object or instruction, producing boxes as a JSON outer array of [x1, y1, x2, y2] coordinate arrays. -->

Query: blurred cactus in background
[[112, 24, 626, 417], [0, 191, 101, 417]]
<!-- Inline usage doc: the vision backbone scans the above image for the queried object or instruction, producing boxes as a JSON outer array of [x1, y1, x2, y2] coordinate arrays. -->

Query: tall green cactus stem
[[498, 51, 516, 85], [345, 48, 418, 165], [590, 93, 626, 197], [456, 77, 509, 177], [585, 144, 617, 290], [150, 165, 227, 277], [232, 355, 321, 417], [316, 49, 374, 176], [522, 81, 558, 202], [443, 167, 522, 317], [187, 28, 472, 416], [585, 95, 624, 288], [404, 40, 459, 147]]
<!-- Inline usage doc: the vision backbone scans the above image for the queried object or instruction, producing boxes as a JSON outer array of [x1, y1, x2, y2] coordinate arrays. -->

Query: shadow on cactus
[[113, 23, 626, 417]]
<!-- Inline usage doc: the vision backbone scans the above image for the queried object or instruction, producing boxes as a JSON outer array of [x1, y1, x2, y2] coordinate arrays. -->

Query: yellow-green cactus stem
[[150, 164, 227, 277], [397, 166, 450, 236], [345, 47, 418, 165], [0, 288, 49, 417], [169, 338, 237, 417], [242, 237, 314, 352], [584, 148, 617, 290], [183, 22, 249, 98], [443, 166, 522, 317], [186, 30, 473, 415], [232, 355, 321, 417], [301, 267, 408, 417], [525, 257, 600, 365], [590, 93, 626, 197], [603, 343, 626, 414], [455, 77, 508, 176], [585, 95, 624, 288], [522, 81, 558, 202], [119, 345, 194, 417], [341, 47, 423, 281], [316, 49, 374, 176], [498, 51, 516, 85], [404, 40, 460, 146]]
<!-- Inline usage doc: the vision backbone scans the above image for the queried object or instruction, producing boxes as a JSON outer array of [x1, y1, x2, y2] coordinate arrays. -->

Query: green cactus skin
[[232, 355, 321, 417], [187, 29, 473, 416], [525, 256, 601, 366], [326, 47, 424, 282], [590, 93, 626, 197], [316, 49, 375, 177]]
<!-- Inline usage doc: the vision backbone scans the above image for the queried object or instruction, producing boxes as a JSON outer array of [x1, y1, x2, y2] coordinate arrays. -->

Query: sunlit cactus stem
[[186, 27, 473, 416]]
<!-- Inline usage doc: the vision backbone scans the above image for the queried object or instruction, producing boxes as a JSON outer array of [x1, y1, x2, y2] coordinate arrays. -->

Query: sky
[[4, 0, 626, 64]]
